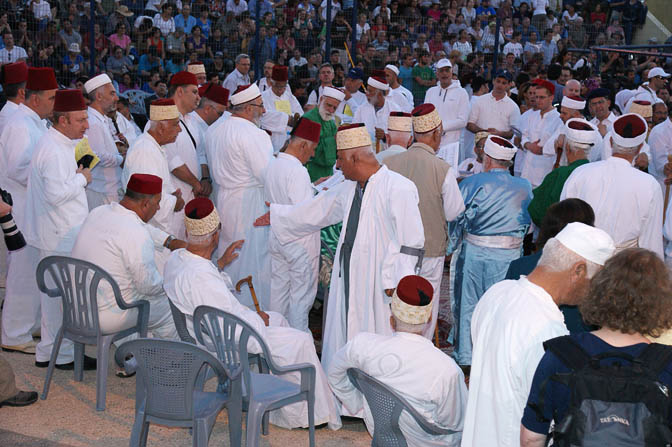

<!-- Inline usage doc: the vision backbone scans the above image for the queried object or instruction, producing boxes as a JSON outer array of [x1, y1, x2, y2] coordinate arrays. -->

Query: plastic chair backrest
[[169, 300, 197, 344], [193, 306, 277, 394], [347, 368, 457, 447], [36, 256, 121, 339], [115, 339, 236, 421]]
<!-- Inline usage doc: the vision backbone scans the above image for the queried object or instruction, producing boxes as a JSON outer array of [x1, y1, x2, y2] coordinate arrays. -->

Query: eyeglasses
[[248, 103, 264, 108]]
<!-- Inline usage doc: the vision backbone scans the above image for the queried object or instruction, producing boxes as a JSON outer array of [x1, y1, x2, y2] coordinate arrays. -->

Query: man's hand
[[525, 140, 543, 155], [192, 181, 203, 196], [314, 175, 331, 185], [258, 311, 270, 326], [199, 179, 213, 197], [172, 189, 185, 212], [375, 127, 385, 142], [217, 239, 244, 269], [663, 161, 672, 183], [77, 165, 92, 184], [254, 211, 270, 227], [0, 200, 11, 217], [597, 123, 608, 137], [635, 152, 649, 170], [385, 288, 395, 297]]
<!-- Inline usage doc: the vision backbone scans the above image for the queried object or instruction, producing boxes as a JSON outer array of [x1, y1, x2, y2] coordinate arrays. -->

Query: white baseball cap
[[648, 67, 670, 79], [555, 222, 616, 266]]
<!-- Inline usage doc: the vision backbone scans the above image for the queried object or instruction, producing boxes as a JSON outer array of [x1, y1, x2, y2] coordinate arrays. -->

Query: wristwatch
[[201, 176, 212, 183], [164, 235, 176, 248]]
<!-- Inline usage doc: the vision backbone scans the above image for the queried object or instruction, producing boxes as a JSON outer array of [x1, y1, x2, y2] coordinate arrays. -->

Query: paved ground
[[632, 1, 671, 45]]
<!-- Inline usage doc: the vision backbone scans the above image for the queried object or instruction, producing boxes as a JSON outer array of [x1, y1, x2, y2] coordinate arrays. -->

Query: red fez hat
[[390, 111, 412, 118], [53, 89, 87, 112], [614, 114, 646, 138], [568, 95, 585, 102], [127, 173, 162, 195], [271, 65, 289, 82], [199, 83, 230, 106], [412, 103, 436, 116], [234, 84, 250, 95], [291, 117, 321, 143], [532, 78, 555, 95], [338, 123, 366, 131], [490, 135, 514, 148], [633, 100, 651, 106], [169, 71, 198, 86], [567, 120, 594, 131], [396, 275, 433, 306], [371, 69, 386, 78], [26, 67, 58, 91], [185, 197, 214, 219], [152, 98, 176, 106], [1, 62, 28, 85]]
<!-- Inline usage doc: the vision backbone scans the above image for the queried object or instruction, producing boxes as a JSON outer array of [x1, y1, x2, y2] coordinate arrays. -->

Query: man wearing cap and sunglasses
[[625, 66, 669, 112]]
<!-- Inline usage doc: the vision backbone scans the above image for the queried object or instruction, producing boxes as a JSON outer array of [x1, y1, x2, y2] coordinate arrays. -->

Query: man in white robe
[[424, 59, 470, 168], [185, 83, 229, 197], [375, 112, 413, 163], [144, 71, 206, 221], [71, 173, 180, 340], [457, 131, 487, 177], [336, 68, 367, 124], [209, 83, 274, 309], [649, 104, 672, 193], [0, 62, 27, 135], [624, 67, 668, 112], [353, 76, 402, 152], [114, 98, 142, 147], [84, 74, 124, 209], [329, 275, 467, 446], [599, 100, 651, 169], [587, 88, 617, 139], [23, 89, 94, 369], [260, 65, 303, 153], [384, 104, 465, 340], [561, 113, 664, 257], [203, 108, 232, 204], [254, 123, 425, 373], [264, 118, 321, 331], [122, 99, 186, 243], [163, 197, 341, 430], [0, 67, 57, 354], [384, 64, 413, 113], [513, 83, 537, 177], [461, 223, 615, 447]]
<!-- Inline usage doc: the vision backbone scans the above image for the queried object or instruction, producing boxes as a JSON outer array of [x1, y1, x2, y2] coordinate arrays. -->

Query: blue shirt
[[248, 0, 274, 18], [174, 14, 197, 34], [522, 332, 672, 434], [138, 54, 163, 73], [540, 39, 558, 66], [399, 65, 413, 91]]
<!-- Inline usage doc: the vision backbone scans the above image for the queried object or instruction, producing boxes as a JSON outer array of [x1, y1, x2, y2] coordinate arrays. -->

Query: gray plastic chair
[[193, 305, 316, 447], [347, 368, 458, 447], [36, 255, 150, 411], [169, 299, 197, 344], [115, 339, 243, 447]]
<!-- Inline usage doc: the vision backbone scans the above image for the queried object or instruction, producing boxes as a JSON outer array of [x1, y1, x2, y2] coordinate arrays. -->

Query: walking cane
[[344, 42, 367, 93], [553, 137, 566, 170], [235, 275, 262, 313], [664, 154, 672, 224]]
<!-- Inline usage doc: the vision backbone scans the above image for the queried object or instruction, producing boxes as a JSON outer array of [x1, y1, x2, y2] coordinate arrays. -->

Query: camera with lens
[[0, 188, 26, 251]]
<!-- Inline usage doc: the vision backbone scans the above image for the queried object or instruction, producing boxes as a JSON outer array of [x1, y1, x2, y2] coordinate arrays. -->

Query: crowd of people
[[2, 0, 672, 446]]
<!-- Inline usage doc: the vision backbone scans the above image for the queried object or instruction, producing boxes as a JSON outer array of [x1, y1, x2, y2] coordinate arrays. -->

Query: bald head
[[563, 79, 581, 98]]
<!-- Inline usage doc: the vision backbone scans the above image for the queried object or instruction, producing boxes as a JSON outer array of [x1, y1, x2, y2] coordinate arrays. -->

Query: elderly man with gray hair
[[462, 222, 616, 447], [222, 53, 251, 94]]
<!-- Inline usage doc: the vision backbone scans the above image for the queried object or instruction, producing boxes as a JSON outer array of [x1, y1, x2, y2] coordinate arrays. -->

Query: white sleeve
[[639, 183, 664, 259], [327, 338, 365, 415], [125, 231, 165, 298], [442, 90, 471, 132], [306, 90, 318, 106], [442, 168, 465, 222], [648, 128, 668, 181], [40, 155, 88, 207], [3, 124, 32, 187]]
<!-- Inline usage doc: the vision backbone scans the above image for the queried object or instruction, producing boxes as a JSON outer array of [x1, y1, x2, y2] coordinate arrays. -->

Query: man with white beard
[[260, 65, 303, 153], [264, 118, 322, 331], [304, 86, 345, 182], [254, 123, 425, 374], [84, 73, 124, 209], [354, 76, 402, 152], [164, 197, 341, 430], [208, 83, 274, 309]]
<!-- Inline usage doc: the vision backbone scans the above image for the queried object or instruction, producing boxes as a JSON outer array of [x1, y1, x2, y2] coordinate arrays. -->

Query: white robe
[[520, 108, 563, 188], [269, 166, 425, 372], [375, 144, 406, 163], [387, 86, 414, 113], [643, 118, 671, 193], [203, 111, 232, 204], [600, 131, 652, 165], [264, 153, 319, 332], [24, 126, 90, 364], [336, 90, 367, 124], [561, 156, 664, 256], [461, 278, 568, 447], [542, 124, 604, 166], [0, 100, 19, 136], [209, 116, 273, 309], [260, 88, 303, 153], [163, 248, 342, 430], [353, 98, 402, 150], [328, 332, 467, 446], [185, 110, 210, 169], [86, 107, 124, 208], [115, 111, 142, 147], [71, 203, 176, 339], [425, 82, 471, 168], [122, 132, 180, 237]]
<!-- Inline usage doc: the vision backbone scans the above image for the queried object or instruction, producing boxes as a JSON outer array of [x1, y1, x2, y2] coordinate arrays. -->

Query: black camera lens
[[0, 213, 26, 251]]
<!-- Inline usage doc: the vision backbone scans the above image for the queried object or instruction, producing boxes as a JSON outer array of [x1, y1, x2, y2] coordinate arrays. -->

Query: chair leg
[[246, 402, 268, 447], [41, 328, 64, 401], [96, 337, 113, 411], [307, 394, 315, 447], [129, 412, 149, 447], [228, 396, 243, 447], [74, 342, 85, 382], [262, 410, 269, 436], [193, 419, 210, 447]]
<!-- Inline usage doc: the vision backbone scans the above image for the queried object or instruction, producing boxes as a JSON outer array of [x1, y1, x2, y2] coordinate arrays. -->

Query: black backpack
[[533, 335, 672, 447]]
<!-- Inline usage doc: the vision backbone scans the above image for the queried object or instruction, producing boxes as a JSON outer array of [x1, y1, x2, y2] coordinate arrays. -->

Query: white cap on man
[[555, 222, 616, 265], [84, 73, 112, 94]]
